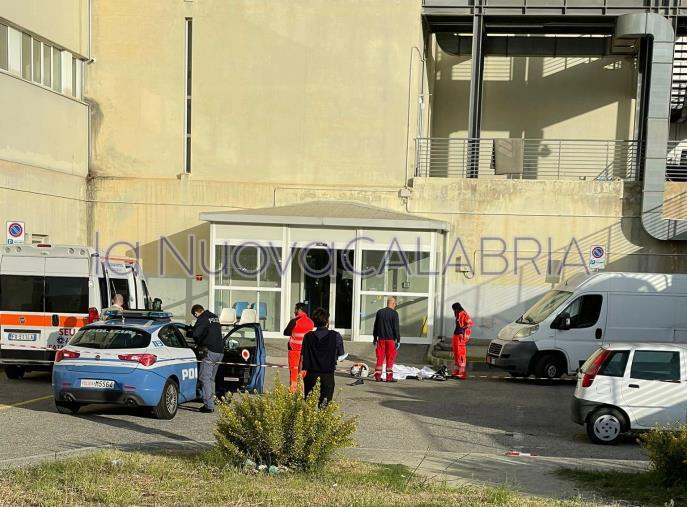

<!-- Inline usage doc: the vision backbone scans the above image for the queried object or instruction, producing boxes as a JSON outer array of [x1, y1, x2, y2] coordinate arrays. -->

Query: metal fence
[[667, 140, 687, 181], [415, 138, 641, 181]]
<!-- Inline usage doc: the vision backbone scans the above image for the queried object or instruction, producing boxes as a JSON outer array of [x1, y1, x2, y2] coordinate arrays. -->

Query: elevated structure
[[422, 0, 687, 240]]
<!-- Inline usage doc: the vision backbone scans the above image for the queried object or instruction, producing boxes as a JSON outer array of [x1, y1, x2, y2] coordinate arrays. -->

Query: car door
[[554, 293, 607, 371], [621, 349, 686, 428], [157, 325, 197, 402]]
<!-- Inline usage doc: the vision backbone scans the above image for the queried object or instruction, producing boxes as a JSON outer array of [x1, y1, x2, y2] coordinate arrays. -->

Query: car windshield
[[69, 327, 151, 349], [517, 290, 572, 324]]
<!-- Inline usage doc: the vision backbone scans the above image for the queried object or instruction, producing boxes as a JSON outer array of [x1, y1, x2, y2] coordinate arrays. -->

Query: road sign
[[6, 221, 25, 245], [589, 245, 606, 270]]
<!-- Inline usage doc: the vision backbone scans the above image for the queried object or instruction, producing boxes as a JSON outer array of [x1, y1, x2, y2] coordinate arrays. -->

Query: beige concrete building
[[3, 1, 687, 344]]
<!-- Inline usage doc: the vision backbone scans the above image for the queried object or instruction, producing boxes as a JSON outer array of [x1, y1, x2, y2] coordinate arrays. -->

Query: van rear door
[[44, 257, 90, 352], [0, 255, 47, 363]]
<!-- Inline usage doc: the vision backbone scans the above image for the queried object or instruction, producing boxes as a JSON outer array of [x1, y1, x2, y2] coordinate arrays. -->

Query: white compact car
[[571, 343, 687, 444]]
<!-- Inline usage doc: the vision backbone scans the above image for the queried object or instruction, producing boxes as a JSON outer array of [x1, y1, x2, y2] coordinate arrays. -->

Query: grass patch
[[0, 449, 616, 507], [557, 468, 687, 507]]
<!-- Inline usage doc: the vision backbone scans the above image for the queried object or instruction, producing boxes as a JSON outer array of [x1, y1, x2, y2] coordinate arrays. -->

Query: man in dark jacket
[[300, 307, 344, 407], [190, 304, 223, 413], [372, 296, 400, 382]]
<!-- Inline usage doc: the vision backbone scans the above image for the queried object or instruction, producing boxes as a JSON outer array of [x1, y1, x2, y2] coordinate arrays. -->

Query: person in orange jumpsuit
[[451, 302, 473, 379], [283, 302, 314, 392]]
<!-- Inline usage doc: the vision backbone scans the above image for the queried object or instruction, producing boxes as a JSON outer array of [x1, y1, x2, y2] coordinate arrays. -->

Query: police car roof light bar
[[102, 310, 173, 321]]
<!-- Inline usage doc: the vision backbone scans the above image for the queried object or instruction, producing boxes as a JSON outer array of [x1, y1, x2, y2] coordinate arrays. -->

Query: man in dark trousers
[[372, 296, 400, 382], [190, 304, 223, 413], [299, 307, 344, 407]]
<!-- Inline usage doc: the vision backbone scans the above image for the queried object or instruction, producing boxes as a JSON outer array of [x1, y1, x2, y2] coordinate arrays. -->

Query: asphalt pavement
[[0, 351, 648, 499]]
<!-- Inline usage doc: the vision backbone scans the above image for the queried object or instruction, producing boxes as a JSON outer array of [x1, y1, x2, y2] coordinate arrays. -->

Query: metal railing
[[422, 0, 687, 17], [667, 140, 687, 181], [415, 138, 641, 181]]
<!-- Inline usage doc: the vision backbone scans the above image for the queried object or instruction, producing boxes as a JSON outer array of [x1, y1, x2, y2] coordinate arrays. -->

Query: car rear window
[[598, 350, 630, 377], [580, 348, 606, 374], [69, 327, 150, 349]]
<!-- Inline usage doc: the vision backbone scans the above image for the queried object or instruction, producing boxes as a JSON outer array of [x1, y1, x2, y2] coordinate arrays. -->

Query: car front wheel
[[586, 407, 626, 445], [153, 380, 179, 420], [533, 354, 564, 380]]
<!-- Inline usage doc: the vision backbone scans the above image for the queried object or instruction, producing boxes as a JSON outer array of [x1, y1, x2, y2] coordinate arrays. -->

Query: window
[[0, 275, 44, 312], [184, 17, 192, 173], [42, 43, 51, 87], [0, 23, 7, 71], [21, 33, 30, 79], [8, 27, 21, 75], [226, 326, 257, 350], [598, 350, 630, 378], [562, 294, 602, 329], [45, 277, 89, 314], [72, 57, 78, 97], [158, 325, 186, 348], [109, 278, 131, 309], [32, 38, 40, 83], [51, 47, 61, 92], [630, 350, 681, 382], [70, 327, 151, 349]]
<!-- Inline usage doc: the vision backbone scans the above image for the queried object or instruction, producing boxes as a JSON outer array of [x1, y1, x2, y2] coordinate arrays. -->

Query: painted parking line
[[0, 395, 53, 412]]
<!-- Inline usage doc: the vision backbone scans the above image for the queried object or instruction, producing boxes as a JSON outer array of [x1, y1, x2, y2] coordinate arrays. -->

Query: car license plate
[[486, 356, 494, 364], [223, 377, 239, 382], [80, 379, 115, 389], [6, 332, 39, 342]]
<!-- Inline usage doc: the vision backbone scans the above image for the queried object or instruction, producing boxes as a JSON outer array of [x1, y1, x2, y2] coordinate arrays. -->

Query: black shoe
[[199, 406, 214, 413], [386, 378, 398, 383]]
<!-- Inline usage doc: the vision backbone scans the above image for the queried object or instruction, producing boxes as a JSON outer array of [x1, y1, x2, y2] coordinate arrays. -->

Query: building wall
[[83, 0, 687, 330], [431, 46, 637, 140], [88, 0, 424, 186], [0, 0, 89, 246], [0, 73, 88, 176], [0, 0, 89, 55]]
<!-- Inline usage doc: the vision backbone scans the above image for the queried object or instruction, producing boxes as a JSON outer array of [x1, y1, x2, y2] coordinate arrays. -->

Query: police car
[[52, 310, 198, 419]]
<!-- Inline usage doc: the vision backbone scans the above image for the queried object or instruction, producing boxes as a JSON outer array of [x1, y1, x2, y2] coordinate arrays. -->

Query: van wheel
[[4, 366, 24, 379], [153, 380, 179, 420], [533, 354, 564, 380], [55, 401, 81, 415], [587, 407, 627, 445]]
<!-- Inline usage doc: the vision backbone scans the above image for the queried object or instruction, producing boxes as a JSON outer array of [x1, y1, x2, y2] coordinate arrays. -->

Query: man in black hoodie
[[300, 307, 344, 407], [190, 304, 223, 413]]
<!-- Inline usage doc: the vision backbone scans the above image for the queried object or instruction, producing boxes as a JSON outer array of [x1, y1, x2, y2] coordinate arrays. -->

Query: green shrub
[[639, 425, 687, 487], [214, 376, 357, 471]]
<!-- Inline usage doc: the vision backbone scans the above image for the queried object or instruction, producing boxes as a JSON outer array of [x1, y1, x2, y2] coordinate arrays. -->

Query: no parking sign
[[6, 221, 25, 245], [588, 245, 606, 270]]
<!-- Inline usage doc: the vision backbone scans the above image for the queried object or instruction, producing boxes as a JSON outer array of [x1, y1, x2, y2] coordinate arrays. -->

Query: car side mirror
[[152, 298, 162, 311], [555, 312, 571, 330]]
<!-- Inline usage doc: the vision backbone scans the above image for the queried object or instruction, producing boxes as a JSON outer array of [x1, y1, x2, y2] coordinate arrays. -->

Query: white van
[[486, 272, 687, 379], [0, 244, 154, 378]]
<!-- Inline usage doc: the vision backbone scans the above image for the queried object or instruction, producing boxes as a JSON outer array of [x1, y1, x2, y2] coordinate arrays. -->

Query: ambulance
[[0, 244, 154, 379]]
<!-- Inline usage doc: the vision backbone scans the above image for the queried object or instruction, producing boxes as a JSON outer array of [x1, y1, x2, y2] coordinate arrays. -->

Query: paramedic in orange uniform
[[283, 302, 314, 392], [451, 302, 473, 379]]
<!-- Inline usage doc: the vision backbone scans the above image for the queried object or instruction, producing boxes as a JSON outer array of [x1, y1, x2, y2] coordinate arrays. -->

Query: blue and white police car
[[52, 310, 198, 419]]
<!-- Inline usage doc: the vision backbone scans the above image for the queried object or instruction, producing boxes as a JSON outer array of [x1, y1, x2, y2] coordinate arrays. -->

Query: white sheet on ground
[[392, 364, 436, 380]]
